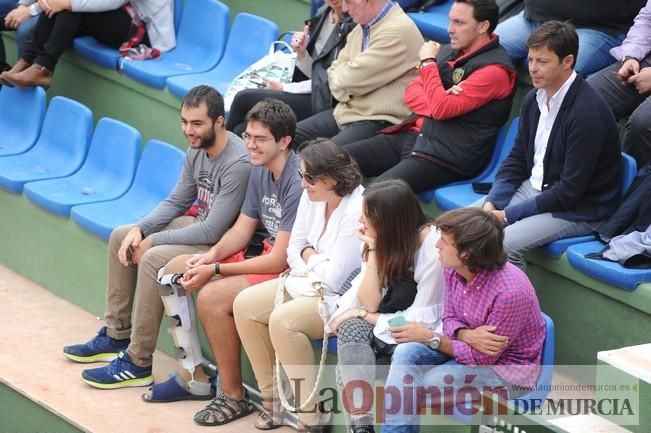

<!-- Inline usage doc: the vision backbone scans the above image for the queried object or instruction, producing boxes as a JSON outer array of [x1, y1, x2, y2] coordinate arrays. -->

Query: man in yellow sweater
[[293, 0, 423, 149]]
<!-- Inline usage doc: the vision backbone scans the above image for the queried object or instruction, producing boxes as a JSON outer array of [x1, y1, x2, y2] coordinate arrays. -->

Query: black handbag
[[378, 274, 418, 314]]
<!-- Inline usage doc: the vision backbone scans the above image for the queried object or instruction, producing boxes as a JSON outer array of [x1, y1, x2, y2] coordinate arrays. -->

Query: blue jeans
[[0, 0, 15, 64], [15, 14, 38, 57], [0, 0, 38, 63], [381, 343, 449, 433], [381, 343, 506, 433], [494, 11, 624, 77]]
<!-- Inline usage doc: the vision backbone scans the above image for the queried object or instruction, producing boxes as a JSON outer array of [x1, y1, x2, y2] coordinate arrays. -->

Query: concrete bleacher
[[0, 264, 295, 433], [1, 1, 650, 432]]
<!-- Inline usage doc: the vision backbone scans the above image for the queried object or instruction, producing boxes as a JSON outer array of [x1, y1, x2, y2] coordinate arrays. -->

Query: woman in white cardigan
[[328, 180, 445, 433], [234, 138, 364, 432]]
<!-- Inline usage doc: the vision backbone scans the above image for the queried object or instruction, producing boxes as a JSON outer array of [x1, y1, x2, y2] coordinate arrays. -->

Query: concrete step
[[548, 414, 634, 433], [597, 344, 651, 433], [598, 344, 651, 385], [0, 264, 293, 433]]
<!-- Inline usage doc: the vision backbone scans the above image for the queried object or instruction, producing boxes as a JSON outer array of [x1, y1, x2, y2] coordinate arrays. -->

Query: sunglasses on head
[[297, 169, 318, 185]]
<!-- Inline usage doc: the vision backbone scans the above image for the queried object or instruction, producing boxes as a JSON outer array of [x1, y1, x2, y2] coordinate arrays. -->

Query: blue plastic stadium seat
[[71, 140, 185, 240], [73, 0, 184, 70], [408, 0, 453, 43], [0, 86, 46, 156], [537, 235, 595, 258], [310, 0, 324, 17], [419, 121, 513, 203], [429, 117, 520, 207], [73, 36, 122, 70], [620, 152, 638, 194], [23, 118, 141, 216], [566, 241, 651, 291], [516, 312, 554, 402], [0, 97, 92, 194], [311, 335, 338, 354], [538, 153, 638, 257], [122, 0, 229, 89], [166, 13, 279, 98]]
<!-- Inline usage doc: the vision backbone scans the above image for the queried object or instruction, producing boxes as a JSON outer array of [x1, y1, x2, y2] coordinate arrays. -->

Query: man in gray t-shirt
[[152, 99, 302, 422], [240, 152, 301, 245], [64, 86, 251, 388]]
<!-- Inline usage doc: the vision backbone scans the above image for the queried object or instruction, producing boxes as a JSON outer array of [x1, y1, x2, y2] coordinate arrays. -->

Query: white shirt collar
[[536, 70, 577, 112]]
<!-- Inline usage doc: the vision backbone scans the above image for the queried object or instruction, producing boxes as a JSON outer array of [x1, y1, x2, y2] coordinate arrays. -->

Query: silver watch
[[427, 335, 441, 350], [30, 3, 39, 16]]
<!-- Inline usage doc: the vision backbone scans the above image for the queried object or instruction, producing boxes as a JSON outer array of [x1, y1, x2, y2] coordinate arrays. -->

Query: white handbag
[[223, 40, 297, 111], [273, 268, 331, 413]]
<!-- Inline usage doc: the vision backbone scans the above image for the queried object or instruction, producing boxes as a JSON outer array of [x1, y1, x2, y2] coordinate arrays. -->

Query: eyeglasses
[[297, 168, 318, 185], [241, 131, 273, 145]]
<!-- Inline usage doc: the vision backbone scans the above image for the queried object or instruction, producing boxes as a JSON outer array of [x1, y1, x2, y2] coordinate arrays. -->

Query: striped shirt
[[443, 262, 545, 387], [361, 0, 393, 51]]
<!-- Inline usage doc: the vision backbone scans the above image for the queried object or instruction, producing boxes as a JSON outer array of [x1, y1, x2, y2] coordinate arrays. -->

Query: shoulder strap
[[273, 271, 330, 413]]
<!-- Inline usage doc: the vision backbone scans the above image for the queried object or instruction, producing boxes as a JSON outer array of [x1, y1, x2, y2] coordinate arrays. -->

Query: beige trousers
[[233, 278, 324, 410], [104, 217, 211, 367]]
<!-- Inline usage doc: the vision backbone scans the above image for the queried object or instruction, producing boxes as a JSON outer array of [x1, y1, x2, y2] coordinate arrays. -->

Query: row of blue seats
[[0, 86, 185, 240], [73, 0, 279, 97], [425, 116, 649, 291]]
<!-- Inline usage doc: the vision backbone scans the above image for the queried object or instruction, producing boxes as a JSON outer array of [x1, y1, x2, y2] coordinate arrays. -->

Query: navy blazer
[[487, 74, 621, 223]]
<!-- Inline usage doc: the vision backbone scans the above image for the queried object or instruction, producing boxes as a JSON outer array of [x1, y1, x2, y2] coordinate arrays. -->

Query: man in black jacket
[[225, 3, 354, 136], [481, 21, 621, 269]]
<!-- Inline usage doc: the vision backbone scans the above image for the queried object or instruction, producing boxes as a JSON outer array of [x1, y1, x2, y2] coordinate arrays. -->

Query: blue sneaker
[[81, 350, 153, 389], [63, 326, 130, 363]]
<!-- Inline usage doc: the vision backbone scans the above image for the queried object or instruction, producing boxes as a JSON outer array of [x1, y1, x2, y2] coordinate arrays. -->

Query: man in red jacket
[[343, 0, 516, 194]]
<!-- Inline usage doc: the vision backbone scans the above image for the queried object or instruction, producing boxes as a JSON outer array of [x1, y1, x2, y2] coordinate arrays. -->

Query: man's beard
[[198, 128, 216, 150]]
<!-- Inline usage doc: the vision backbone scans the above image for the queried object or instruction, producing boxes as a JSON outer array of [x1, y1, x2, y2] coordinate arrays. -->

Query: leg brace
[[157, 269, 206, 374]]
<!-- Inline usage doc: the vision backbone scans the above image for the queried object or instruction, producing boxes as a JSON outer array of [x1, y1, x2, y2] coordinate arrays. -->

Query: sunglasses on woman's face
[[297, 169, 318, 185]]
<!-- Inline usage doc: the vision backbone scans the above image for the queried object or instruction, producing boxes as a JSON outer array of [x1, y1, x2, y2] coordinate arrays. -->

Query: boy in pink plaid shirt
[[381, 208, 546, 433]]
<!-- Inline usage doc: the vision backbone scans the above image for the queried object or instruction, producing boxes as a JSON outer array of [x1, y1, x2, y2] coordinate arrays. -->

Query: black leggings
[[22, 8, 132, 71], [226, 88, 313, 137]]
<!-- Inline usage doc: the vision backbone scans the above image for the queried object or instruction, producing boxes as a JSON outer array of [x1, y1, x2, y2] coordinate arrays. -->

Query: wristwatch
[[357, 307, 368, 319], [621, 55, 638, 65], [30, 3, 39, 16], [427, 334, 441, 350], [214, 262, 221, 275], [418, 57, 437, 69]]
